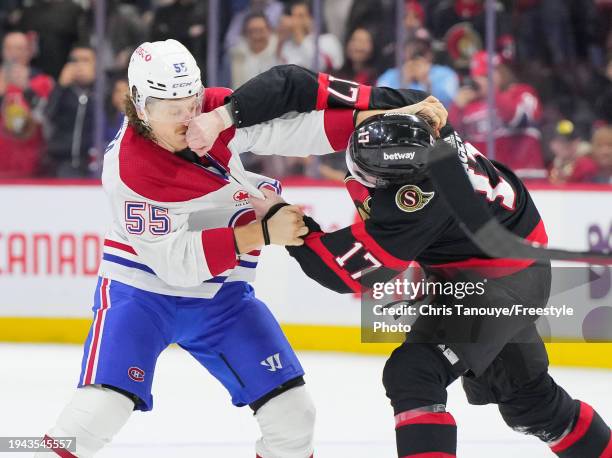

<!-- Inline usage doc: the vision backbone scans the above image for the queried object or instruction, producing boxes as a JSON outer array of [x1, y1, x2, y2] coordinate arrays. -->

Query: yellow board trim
[[1, 317, 611, 369]]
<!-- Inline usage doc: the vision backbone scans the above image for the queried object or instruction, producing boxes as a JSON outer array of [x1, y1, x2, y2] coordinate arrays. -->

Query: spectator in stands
[[334, 27, 378, 85], [229, 11, 279, 88], [150, 0, 207, 69], [0, 1, 21, 40], [377, 34, 459, 108], [105, 76, 128, 143], [82, 0, 148, 73], [513, 0, 596, 68], [344, 0, 426, 74], [403, 0, 427, 41], [278, 0, 344, 72], [595, 55, 612, 124], [548, 120, 585, 184], [323, 0, 354, 43], [449, 51, 547, 179], [224, 0, 284, 51], [0, 31, 53, 178], [17, 0, 87, 79], [344, 0, 396, 71], [428, 0, 514, 63], [565, 125, 612, 184], [43, 44, 96, 177]]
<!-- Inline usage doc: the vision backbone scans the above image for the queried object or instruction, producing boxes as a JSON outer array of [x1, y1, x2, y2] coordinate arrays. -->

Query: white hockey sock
[[255, 385, 316, 458], [35, 385, 134, 457]]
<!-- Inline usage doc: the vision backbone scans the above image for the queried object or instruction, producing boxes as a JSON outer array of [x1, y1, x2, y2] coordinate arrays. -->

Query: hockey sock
[[550, 401, 612, 458], [254, 385, 315, 458], [34, 385, 134, 457], [394, 408, 457, 458]]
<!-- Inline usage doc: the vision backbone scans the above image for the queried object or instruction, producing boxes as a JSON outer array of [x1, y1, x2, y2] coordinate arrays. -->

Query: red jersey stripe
[[304, 232, 362, 293], [324, 109, 355, 151], [351, 223, 411, 270], [316, 73, 330, 110], [104, 239, 137, 255], [201, 228, 238, 276], [356, 84, 372, 110]]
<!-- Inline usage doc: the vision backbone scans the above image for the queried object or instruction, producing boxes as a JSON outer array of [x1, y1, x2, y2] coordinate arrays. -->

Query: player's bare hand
[[389, 96, 448, 136], [267, 205, 307, 246], [250, 188, 285, 219], [186, 109, 225, 156]]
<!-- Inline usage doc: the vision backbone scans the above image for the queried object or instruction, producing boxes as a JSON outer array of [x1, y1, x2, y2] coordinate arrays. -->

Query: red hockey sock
[[394, 410, 457, 458], [550, 401, 611, 458]]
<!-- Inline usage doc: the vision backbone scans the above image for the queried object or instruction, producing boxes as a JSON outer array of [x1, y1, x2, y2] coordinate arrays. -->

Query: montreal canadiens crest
[[395, 185, 434, 213]]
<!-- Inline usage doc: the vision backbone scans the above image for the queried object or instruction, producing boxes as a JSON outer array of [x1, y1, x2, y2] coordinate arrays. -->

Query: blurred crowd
[[0, 0, 611, 185]]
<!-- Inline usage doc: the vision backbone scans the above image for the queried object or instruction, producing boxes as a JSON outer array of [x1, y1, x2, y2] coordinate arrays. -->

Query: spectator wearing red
[[566, 125, 612, 184], [0, 31, 53, 178], [334, 27, 378, 86], [428, 0, 514, 62], [449, 51, 547, 179]]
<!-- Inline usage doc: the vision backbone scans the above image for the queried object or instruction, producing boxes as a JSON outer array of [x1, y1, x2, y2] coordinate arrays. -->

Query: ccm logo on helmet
[[172, 81, 194, 88], [128, 366, 145, 382], [135, 47, 152, 62]]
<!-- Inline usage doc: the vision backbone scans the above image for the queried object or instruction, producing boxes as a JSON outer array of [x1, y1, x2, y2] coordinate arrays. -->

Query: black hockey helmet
[[346, 113, 435, 188]]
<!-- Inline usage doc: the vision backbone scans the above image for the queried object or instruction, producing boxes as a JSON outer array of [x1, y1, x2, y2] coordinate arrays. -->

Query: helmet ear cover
[[347, 113, 436, 188]]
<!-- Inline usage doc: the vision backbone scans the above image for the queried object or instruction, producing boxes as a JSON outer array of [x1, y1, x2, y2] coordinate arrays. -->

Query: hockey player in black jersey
[[184, 63, 610, 457], [251, 113, 612, 458]]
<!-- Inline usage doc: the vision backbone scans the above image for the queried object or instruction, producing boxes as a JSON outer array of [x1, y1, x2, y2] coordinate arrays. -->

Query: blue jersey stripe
[[238, 260, 258, 268], [103, 253, 156, 274], [204, 276, 227, 284], [103, 254, 237, 284]]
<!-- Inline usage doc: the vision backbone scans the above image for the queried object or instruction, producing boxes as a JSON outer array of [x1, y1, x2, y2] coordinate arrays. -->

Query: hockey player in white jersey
[[34, 39, 372, 458]]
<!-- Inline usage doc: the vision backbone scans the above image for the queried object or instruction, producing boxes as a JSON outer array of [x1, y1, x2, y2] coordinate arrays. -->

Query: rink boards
[[0, 179, 610, 367]]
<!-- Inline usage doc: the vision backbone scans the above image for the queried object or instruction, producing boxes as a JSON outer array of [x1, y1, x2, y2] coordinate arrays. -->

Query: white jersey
[[99, 87, 355, 298]]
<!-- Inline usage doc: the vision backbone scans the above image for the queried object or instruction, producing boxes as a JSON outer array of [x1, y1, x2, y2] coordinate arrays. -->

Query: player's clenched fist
[[266, 206, 309, 246], [389, 96, 448, 136]]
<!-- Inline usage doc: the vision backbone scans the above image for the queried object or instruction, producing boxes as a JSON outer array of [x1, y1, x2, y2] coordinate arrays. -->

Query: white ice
[[1, 343, 611, 458]]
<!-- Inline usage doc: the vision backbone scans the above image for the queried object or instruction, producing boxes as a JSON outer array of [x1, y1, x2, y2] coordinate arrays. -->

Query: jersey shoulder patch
[[395, 184, 435, 213]]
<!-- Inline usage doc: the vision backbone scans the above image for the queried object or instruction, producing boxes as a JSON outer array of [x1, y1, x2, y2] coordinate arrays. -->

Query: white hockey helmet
[[128, 39, 203, 123]]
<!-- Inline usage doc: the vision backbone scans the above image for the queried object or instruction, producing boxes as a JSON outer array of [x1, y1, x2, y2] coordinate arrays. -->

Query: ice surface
[[1, 343, 610, 458]]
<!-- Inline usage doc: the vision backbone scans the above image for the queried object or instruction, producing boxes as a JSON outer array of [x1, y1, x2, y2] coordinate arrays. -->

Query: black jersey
[[287, 128, 547, 294], [225, 64, 547, 293]]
